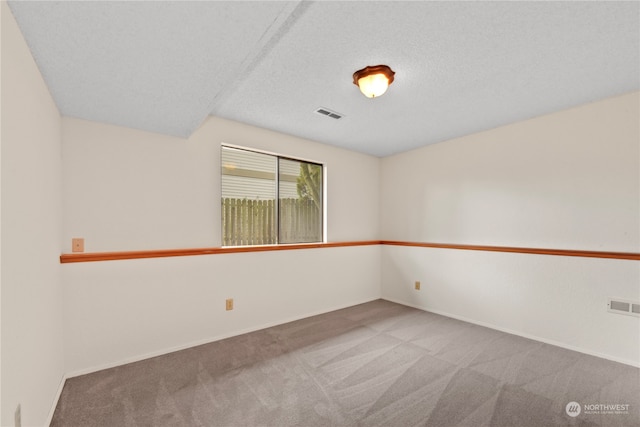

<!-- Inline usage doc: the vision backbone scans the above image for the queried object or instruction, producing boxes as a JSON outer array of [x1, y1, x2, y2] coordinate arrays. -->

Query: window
[[221, 146, 323, 246]]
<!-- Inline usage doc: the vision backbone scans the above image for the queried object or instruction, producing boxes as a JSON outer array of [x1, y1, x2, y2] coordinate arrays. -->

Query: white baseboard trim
[[382, 297, 640, 368], [66, 296, 380, 379], [46, 373, 67, 426]]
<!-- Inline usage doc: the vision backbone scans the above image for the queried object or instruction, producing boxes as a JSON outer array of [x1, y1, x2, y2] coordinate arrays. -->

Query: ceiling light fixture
[[352, 64, 395, 98]]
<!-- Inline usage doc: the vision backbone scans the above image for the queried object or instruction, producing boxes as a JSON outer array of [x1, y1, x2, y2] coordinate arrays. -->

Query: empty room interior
[[1, 1, 639, 426]]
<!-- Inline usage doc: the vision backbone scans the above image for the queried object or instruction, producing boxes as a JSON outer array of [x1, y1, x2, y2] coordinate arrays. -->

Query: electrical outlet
[[414, 281, 421, 290], [15, 404, 21, 427], [72, 238, 84, 253], [226, 298, 234, 311]]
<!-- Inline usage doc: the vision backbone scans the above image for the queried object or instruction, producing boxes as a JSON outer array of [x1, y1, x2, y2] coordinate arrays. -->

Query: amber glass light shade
[[352, 65, 395, 98]]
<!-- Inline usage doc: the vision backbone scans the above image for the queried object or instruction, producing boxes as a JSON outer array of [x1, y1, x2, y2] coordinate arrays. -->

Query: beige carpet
[[51, 300, 639, 426]]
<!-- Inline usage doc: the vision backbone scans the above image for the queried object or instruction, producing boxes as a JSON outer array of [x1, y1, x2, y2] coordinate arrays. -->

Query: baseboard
[[46, 373, 67, 426], [382, 297, 640, 368], [66, 296, 381, 379]]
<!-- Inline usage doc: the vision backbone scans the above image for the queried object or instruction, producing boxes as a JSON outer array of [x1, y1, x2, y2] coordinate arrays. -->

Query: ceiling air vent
[[315, 107, 343, 120], [608, 298, 640, 317]]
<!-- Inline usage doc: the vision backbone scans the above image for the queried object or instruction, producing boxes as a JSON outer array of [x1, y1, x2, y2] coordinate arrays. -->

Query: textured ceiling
[[8, 1, 640, 157]]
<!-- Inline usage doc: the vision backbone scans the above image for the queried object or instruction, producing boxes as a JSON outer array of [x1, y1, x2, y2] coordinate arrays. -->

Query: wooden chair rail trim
[[381, 241, 640, 261], [59, 241, 381, 263], [60, 240, 640, 263]]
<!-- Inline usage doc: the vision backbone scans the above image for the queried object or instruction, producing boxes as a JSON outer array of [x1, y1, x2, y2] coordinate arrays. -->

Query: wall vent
[[315, 107, 343, 120], [608, 298, 640, 317]]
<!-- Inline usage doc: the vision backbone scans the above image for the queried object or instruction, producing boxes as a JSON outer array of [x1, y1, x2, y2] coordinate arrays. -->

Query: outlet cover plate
[[72, 238, 84, 253]]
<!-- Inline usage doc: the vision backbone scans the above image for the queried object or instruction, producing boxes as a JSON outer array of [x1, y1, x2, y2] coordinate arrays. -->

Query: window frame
[[221, 143, 326, 247]]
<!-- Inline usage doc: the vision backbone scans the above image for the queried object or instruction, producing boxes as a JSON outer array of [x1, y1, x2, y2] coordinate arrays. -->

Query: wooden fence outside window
[[222, 198, 321, 246]]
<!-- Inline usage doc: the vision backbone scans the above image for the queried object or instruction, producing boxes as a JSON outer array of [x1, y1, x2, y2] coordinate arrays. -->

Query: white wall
[[62, 116, 380, 252], [1, 4, 4, 423], [61, 116, 382, 375], [380, 92, 640, 365], [1, 2, 65, 426], [63, 245, 381, 375], [381, 92, 639, 251]]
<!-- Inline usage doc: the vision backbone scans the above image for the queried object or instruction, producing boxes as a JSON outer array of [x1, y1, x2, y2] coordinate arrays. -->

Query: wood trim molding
[[381, 240, 640, 261], [60, 240, 640, 263], [59, 241, 381, 263]]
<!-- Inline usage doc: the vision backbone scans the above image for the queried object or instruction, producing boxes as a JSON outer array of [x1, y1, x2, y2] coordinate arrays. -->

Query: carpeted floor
[[51, 299, 639, 427]]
